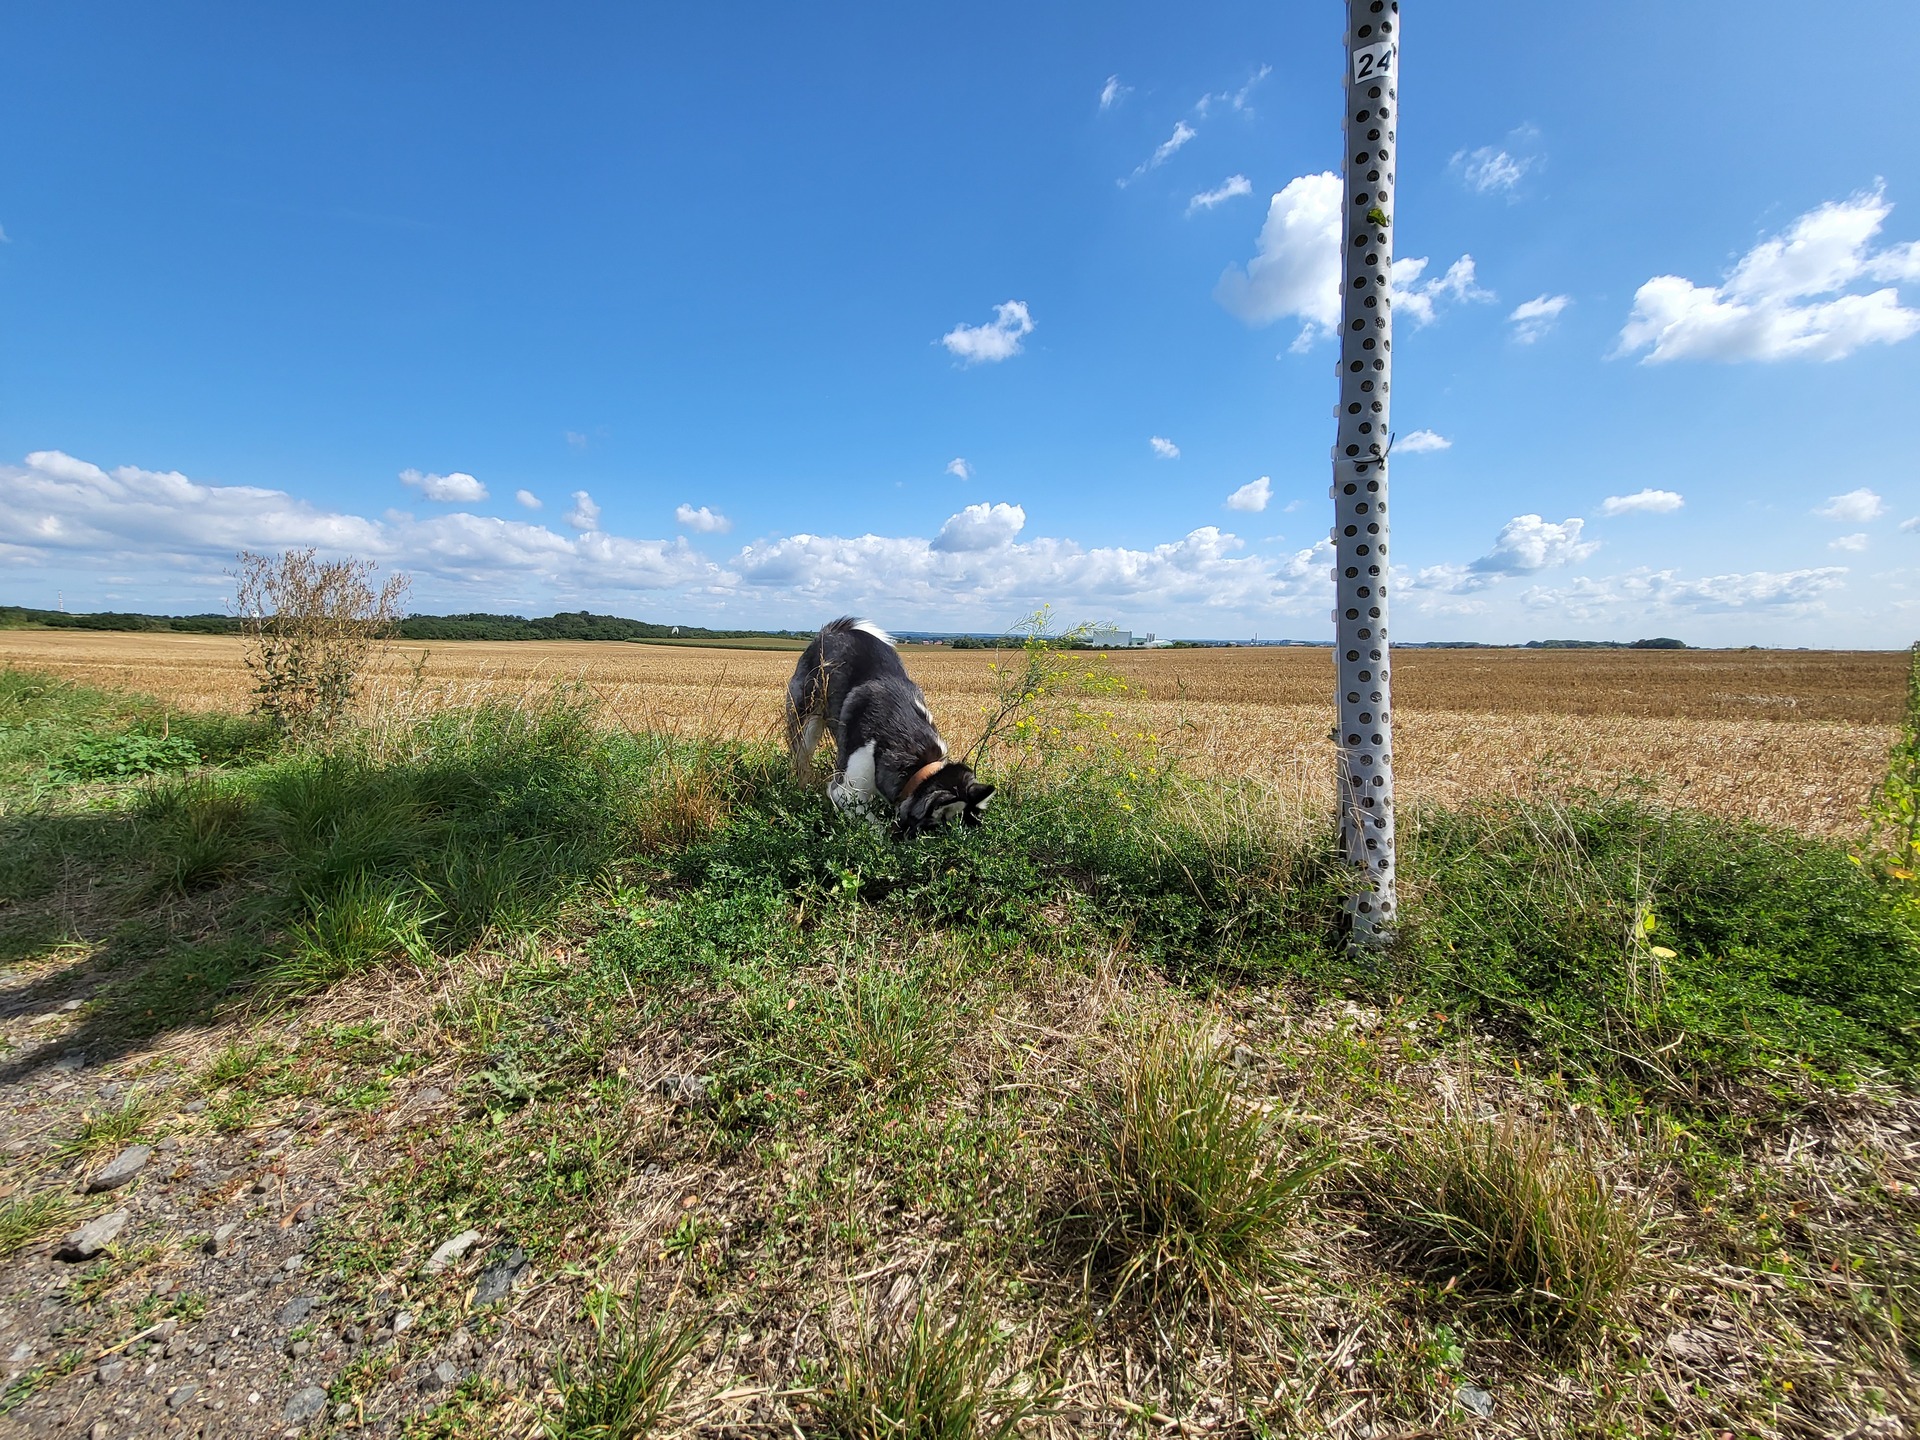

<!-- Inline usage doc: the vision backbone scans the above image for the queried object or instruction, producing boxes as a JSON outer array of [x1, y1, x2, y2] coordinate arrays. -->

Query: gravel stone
[[166, 1382, 198, 1410], [423, 1229, 481, 1274], [1456, 1384, 1494, 1418], [56, 1209, 129, 1262], [275, 1296, 315, 1329], [283, 1384, 328, 1424], [471, 1245, 528, 1305], [86, 1145, 152, 1193]]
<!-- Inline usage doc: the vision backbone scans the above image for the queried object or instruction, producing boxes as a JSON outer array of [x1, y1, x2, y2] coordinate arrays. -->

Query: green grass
[[541, 1296, 703, 1440], [59, 1093, 156, 1158], [808, 1295, 1055, 1440], [1068, 1023, 1324, 1317], [0, 1194, 73, 1261], [1365, 1111, 1645, 1333]]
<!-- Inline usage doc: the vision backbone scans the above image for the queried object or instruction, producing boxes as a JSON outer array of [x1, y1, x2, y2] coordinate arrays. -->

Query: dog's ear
[[964, 781, 995, 811]]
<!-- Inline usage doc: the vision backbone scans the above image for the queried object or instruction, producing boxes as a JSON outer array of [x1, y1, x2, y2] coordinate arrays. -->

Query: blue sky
[[4, 1, 1919, 644]]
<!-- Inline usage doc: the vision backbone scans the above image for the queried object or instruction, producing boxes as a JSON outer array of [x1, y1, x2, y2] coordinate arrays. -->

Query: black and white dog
[[786, 617, 994, 837]]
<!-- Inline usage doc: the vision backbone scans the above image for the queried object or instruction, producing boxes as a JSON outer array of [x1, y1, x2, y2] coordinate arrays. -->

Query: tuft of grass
[[268, 875, 435, 996], [205, 1039, 283, 1087], [808, 1294, 1055, 1440], [1367, 1110, 1644, 1333], [806, 967, 951, 1102], [541, 1293, 703, 1440], [59, 1093, 156, 1158], [140, 777, 258, 895], [1071, 1022, 1323, 1317], [0, 1194, 73, 1260]]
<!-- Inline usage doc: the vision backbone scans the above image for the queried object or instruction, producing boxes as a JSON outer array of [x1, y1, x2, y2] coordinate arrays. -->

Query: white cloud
[[0, 223, 10, 243], [564, 431, 589, 451], [1599, 488, 1684, 516], [1150, 436, 1181, 459], [1509, 293, 1571, 343], [675, 504, 733, 535], [945, 458, 972, 481], [1617, 187, 1920, 363], [1121, 122, 1196, 186], [515, 489, 543, 510], [1817, 487, 1885, 523], [0, 451, 722, 596], [932, 502, 1026, 553], [1225, 476, 1271, 512], [1391, 255, 1493, 328], [1519, 567, 1847, 618], [1451, 146, 1531, 194], [566, 490, 602, 531], [1099, 75, 1129, 111], [1187, 175, 1252, 216], [400, 468, 488, 503], [1195, 66, 1271, 118], [1903, 516, 1920, 533], [1215, 174, 1488, 345], [1830, 533, 1869, 552], [1477, 514, 1598, 573], [1396, 430, 1451, 454], [940, 301, 1034, 365]]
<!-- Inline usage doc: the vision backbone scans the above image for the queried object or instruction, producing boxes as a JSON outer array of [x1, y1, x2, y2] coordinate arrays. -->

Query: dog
[[786, 617, 995, 837]]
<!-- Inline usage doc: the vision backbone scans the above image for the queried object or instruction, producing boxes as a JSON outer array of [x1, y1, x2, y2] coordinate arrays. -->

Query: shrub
[[1070, 1022, 1324, 1317], [1366, 1111, 1643, 1333], [232, 547, 409, 742], [50, 729, 200, 782]]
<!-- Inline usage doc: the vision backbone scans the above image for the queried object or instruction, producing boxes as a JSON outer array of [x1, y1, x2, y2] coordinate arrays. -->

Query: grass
[[0, 1194, 73, 1261], [1365, 1110, 1645, 1333], [1069, 1022, 1324, 1317], [541, 1294, 703, 1440], [808, 1294, 1056, 1440], [59, 1093, 156, 1158], [3, 663, 1919, 1436]]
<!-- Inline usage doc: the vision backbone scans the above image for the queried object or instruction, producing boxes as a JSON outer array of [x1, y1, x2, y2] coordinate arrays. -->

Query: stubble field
[[0, 629, 1900, 839]]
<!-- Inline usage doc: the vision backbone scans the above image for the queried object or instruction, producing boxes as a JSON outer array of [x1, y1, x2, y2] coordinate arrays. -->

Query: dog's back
[[787, 618, 910, 778]]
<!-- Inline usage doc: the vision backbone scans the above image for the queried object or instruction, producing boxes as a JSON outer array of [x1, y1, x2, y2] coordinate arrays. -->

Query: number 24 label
[[1353, 41, 1395, 83]]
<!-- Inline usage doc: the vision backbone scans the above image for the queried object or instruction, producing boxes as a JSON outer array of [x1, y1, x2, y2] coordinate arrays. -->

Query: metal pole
[[1331, 0, 1400, 944]]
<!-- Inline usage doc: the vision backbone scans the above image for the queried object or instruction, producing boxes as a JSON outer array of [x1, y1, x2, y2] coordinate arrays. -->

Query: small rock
[[8, 1341, 33, 1362], [425, 1360, 460, 1390], [334, 1403, 354, 1422], [204, 1222, 239, 1255], [423, 1229, 481, 1275], [1455, 1384, 1494, 1418], [251, 1178, 271, 1194], [283, 1384, 328, 1424], [656, 1071, 708, 1103], [87, 1145, 152, 1193], [281, 1254, 304, 1272], [342, 1324, 362, 1343], [62, 998, 84, 1012], [287, 1339, 312, 1358], [391, 1310, 414, 1335], [471, 1245, 528, 1306], [291, 1200, 315, 1224], [52, 1050, 86, 1072], [96, 1359, 126, 1384], [180, 1098, 207, 1113], [276, 1296, 315, 1329], [56, 1208, 130, 1261], [90, 1422, 112, 1440], [153, 1318, 180, 1340], [415, 1086, 447, 1105], [168, 1381, 199, 1410], [156, 1136, 180, 1153]]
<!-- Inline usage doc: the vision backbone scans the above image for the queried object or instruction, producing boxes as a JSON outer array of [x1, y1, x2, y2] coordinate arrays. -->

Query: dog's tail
[[785, 627, 834, 784]]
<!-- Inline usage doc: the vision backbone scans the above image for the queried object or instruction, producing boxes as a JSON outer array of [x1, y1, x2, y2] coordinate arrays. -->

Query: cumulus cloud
[[0, 450, 722, 596], [1215, 174, 1488, 346], [515, 489, 543, 510], [1830, 533, 1869, 551], [932, 502, 1026, 553], [400, 468, 488, 503], [1150, 436, 1181, 459], [1451, 146, 1531, 194], [1617, 187, 1920, 363], [1418, 515, 1599, 592], [1225, 476, 1271, 512], [1121, 122, 1196, 186], [566, 490, 602, 531], [1099, 75, 1129, 111], [675, 504, 732, 535], [1187, 174, 1252, 215], [1396, 430, 1451, 454], [1599, 488, 1684, 516], [1817, 487, 1885, 523], [940, 301, 1034, 365], [945, 458, 972, 481], [1509, 293, 1571, 343]]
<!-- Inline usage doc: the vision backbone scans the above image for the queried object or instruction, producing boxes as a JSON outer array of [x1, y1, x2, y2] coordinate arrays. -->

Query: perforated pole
[[1331, 0, 1400, 944]]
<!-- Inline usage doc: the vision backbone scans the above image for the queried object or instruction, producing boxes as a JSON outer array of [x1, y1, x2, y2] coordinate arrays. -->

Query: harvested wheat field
[[0, 629, 1901, 838]]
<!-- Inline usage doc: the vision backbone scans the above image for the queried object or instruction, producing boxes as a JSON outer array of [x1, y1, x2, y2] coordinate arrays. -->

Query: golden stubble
[[0, 630, 1899, 839]]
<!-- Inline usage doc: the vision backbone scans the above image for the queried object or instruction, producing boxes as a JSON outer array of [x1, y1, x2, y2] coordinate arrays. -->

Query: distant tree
[[231, 549, 409, 742]]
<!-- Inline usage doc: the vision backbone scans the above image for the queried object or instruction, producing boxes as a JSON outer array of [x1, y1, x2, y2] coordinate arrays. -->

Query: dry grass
[[0, 630, 1900, 838]]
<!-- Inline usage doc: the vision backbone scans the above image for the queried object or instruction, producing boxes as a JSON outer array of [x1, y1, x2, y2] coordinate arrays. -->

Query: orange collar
[[897, 758, 947, 805]]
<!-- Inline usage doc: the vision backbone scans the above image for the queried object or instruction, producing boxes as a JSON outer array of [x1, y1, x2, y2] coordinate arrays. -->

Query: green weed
[[59, 1093, 156, 1157], [0, 1194, 72, 1260], [541, 1293, 702, 1440]]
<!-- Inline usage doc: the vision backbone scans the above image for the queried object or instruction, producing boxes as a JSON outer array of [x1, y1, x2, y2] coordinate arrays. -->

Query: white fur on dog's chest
[[827, 740, 887, 825]]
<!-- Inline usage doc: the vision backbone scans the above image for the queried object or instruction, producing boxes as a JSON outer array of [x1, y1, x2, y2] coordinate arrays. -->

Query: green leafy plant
[[51, 728, 200, 782]]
